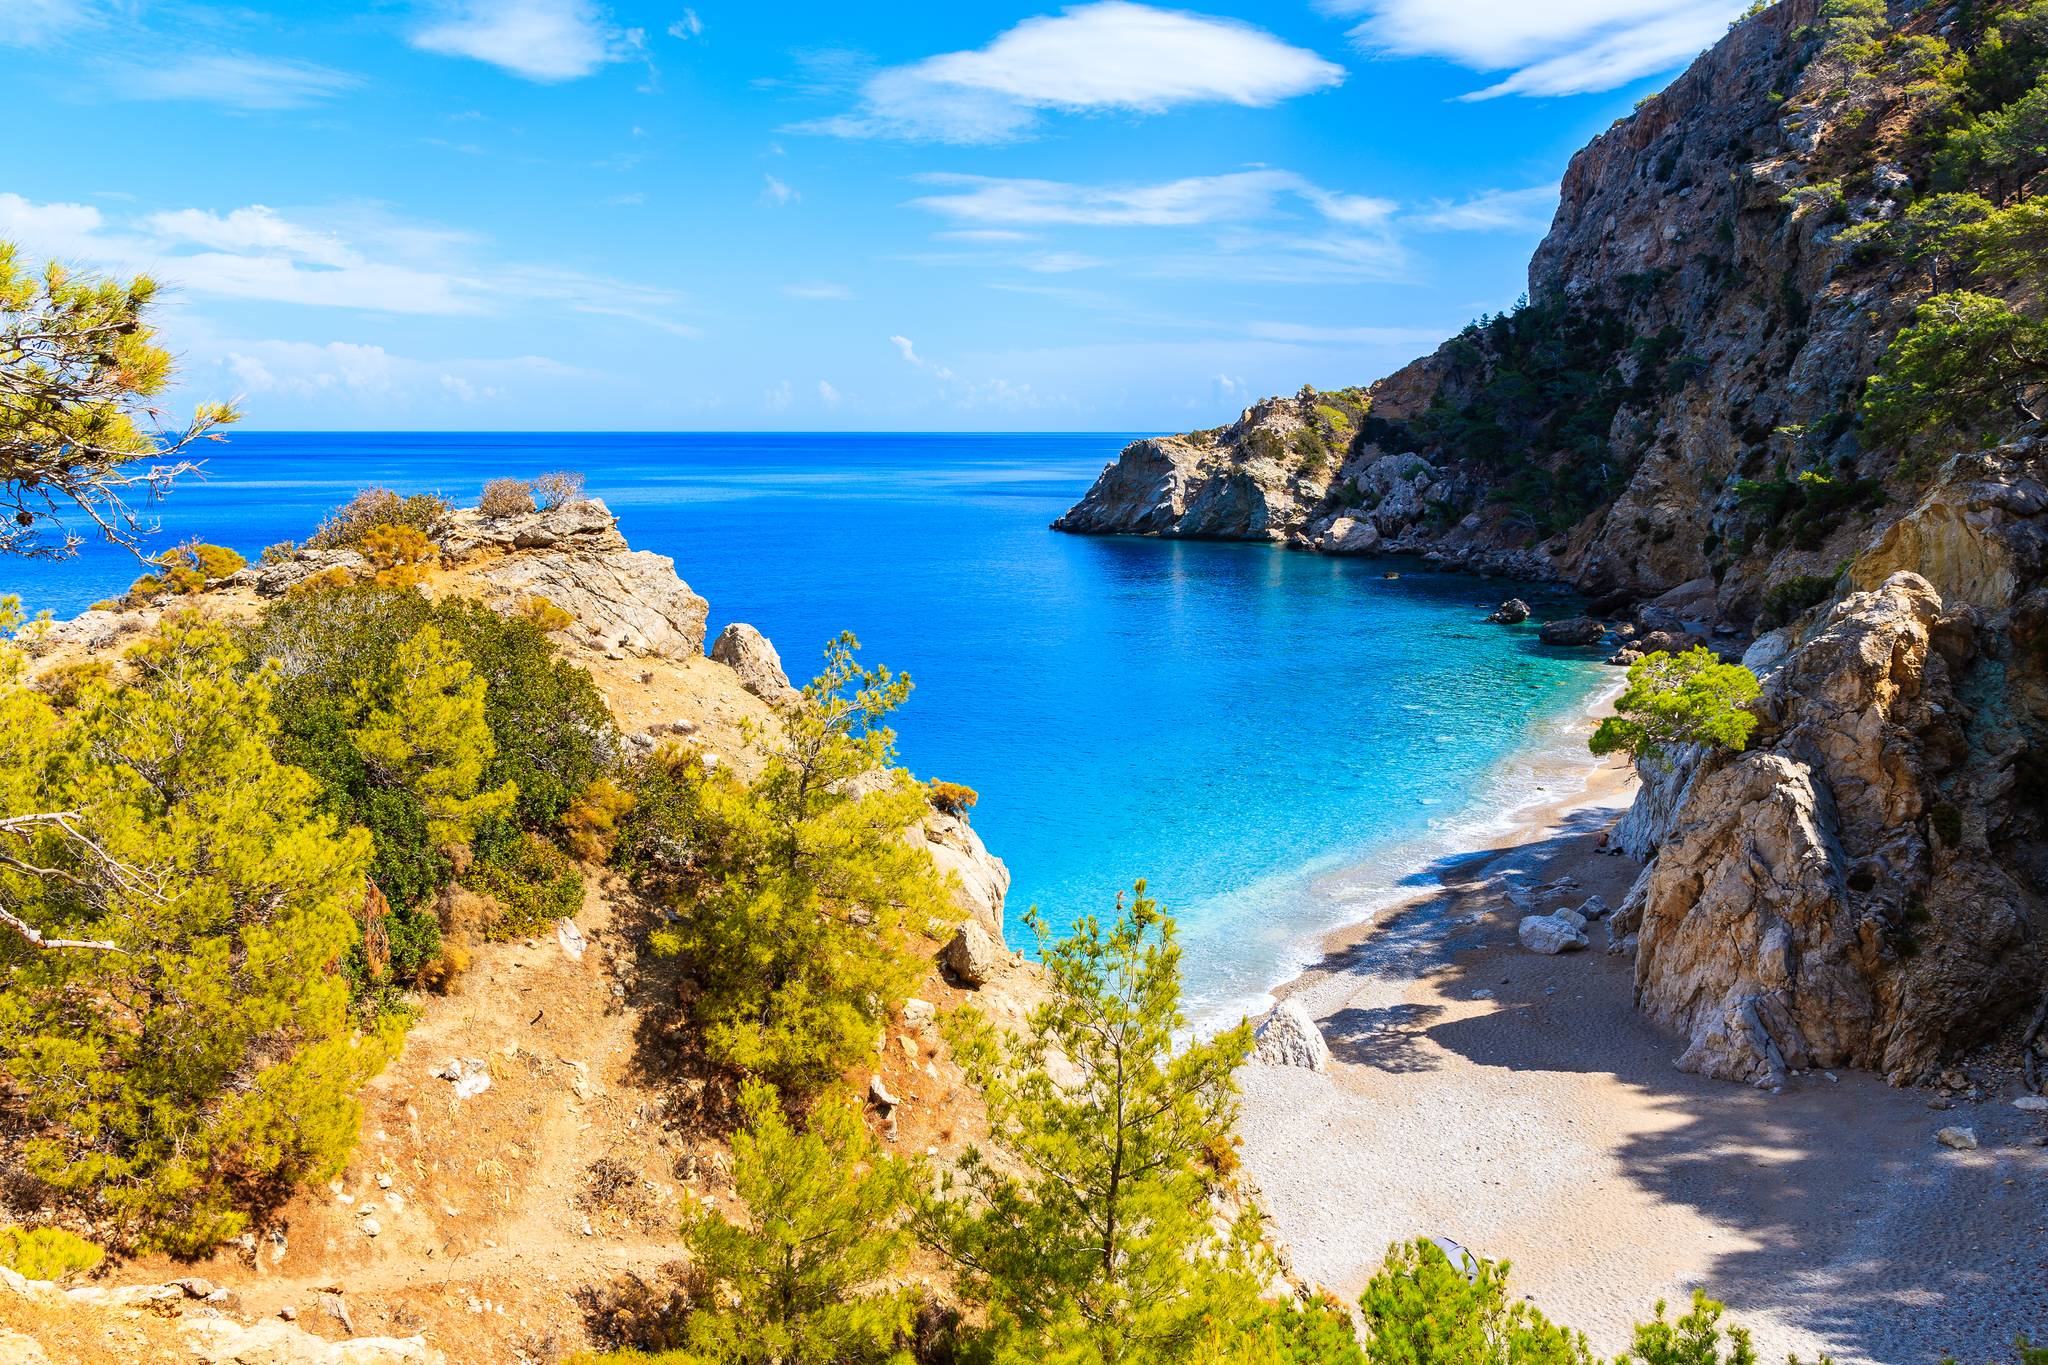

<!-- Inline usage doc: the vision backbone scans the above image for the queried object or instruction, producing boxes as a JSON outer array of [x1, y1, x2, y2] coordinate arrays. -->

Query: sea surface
[[5, 432, 1611, 1020]]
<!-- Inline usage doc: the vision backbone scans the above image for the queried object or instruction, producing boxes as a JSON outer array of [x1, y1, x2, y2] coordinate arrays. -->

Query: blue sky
[[0, 0, 1749, 431]]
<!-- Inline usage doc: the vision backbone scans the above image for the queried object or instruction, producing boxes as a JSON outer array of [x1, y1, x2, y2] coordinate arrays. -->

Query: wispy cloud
[[1, 0, 94, 46], [101, 52, 361, 109], [817, 379, 841, 407], [761, 174, 799, 207], [909, 170, 1393, 229], [1408, 183, 1558, 231], [800, 2, 1344, 144], [783, 282, 853, 300], [668, 9, 703, 40], [221, 339, 583, 402], [889, 334, 954, 381], [1325, 0, 1747, 100], [0, 192, 691, 333], [410, 0, 641, 83]]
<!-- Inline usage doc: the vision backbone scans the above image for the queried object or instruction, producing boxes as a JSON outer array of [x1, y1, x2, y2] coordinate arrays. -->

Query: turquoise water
[[4, 433, 1608, 1018]]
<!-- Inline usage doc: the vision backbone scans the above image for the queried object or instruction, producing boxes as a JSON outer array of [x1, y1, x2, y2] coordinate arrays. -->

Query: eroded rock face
[[710, 622, 798, 705], [1626, 464, 2048, 1085], [470, 501, 708, 659], [942, 919, 1007, 987], [909, 810, 1012, 945]]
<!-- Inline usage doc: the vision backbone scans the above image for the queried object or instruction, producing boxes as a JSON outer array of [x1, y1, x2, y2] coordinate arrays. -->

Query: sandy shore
[[1236, 701, 2048, 1365]]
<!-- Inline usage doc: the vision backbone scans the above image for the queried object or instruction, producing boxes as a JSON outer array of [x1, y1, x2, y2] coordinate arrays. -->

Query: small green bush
[[1759, 573, 1840, 627], [468, 830, 584, 938], [0, 1226, 104, 1281]]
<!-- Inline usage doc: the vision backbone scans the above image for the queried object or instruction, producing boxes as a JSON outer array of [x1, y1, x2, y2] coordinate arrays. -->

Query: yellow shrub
[[287, 566, 356, 597], [517, 595, 574, 632], [563, 776, 635, 863], [0, 1226, 104, 1281], [361, 524, 439, 588], [34, 660, 111, 710]]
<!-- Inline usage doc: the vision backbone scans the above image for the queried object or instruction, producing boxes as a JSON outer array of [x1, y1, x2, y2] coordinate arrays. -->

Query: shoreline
[[1234, 691, 2048, 1365]]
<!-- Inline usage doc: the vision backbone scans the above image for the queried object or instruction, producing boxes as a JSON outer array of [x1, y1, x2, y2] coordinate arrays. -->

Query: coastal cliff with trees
[[1059, 0, 2048, 1098]]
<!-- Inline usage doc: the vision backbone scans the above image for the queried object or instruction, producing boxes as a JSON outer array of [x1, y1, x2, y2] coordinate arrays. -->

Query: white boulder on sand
[[1519, 913, 1590, 954], [1254, 999, 1330, 1071]]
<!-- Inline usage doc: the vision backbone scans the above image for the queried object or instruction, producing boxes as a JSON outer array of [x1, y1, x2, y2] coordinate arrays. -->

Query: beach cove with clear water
[[6, 431, 1610, 1022]]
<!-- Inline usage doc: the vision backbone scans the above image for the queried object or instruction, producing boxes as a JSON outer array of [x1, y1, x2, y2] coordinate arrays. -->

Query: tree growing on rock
[[0, 615, 396, 1252], [0, 242, 237, 558], [921, 881, 1267, 1363], [650, 632, 944, 1101], [1589, 647, 1760, 766]]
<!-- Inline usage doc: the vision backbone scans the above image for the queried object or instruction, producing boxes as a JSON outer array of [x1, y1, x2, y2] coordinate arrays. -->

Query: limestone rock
[[0, 1331, 47, 1364], [1252, 999, 1330, 1071], [1537, 617, 1606, 647], [474, 503, 708, 659], [251, 549, 366, 598], [1487, 599, 1531, 624], [906, 811, 1011, 944], [1318, 516, 1380, 554], [709, 622, 798, 705], [1936, 1126, 1979, 1151], [1518, 914, 1590, 954], [941, 919, 1006, 987]]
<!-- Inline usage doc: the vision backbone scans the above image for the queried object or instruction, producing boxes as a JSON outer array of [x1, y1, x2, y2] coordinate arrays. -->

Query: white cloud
[[1327, 0, 1748, 100], [1021, 251, 1105, 273], [1407, 183, 1559, 231], [817, 379, 842, 407], [0, 192, 690, 330], [411, 0, 636, 82], [803, 2, 1344, 144], [909, 170, 1392, 229], [761, 174, 799, 207], [220, 339, 581, 402], [783, 282, 853, 300], [889, 334, 955, 381], [763, 379, 795, 410], [668, 9, 703, 39], [103, 53, 361, 109], [1, 0, 92, 46]]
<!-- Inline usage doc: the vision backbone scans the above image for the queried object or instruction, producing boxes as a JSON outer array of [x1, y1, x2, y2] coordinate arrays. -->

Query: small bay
[[4, 431, 1608, 1018]]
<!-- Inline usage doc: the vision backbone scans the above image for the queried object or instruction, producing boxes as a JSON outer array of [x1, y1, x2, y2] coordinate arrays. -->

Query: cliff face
[[1056, 0, 2048, 1087], [1056, 0, 1921, 624]]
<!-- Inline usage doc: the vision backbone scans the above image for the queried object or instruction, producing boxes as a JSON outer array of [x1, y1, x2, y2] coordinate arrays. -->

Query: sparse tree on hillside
[[0, 241, 237, 558], [676, 1079, 917, 1363], [922, 882, 1266, 1363]]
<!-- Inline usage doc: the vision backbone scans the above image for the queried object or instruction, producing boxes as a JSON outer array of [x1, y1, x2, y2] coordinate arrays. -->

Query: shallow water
[[4, 432, 1609, 1019]]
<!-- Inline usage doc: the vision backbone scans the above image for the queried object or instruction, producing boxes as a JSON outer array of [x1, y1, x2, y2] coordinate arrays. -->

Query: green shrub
[[1758, 573, 1840, 627], [1590, 647, 1762, 766], [468, 830, 584, 938], [126, 541, 245, 599], [0, 1226, 104, 1281]]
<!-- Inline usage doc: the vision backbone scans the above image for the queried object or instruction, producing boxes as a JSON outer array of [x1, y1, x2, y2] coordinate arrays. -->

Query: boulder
[[941, 920, 1006, 987], [1518, 914, 1590, 954], [1252, 999, 1330, 1071], [709, 622, 798, 705], [1936, 1126, 1979, 1150], [1320, 516, 1381, 554], [1538, 616, 1606, 646], [906, 811, 1011, 944], [179, 1317, 443, 1363], [1486, 599, 1531, 624]]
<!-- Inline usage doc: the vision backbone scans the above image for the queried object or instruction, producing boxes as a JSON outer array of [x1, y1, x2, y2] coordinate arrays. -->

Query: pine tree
[[677, 1079, 916, 1363], [923, 882, 1265, 1364], [1358, 1240, 1591, 1365], [651, 633, 942, 1100], [0, 615, 396, 1251], [351, 621, 516, 850]]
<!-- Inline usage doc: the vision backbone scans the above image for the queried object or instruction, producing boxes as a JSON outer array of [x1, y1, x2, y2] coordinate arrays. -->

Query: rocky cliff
[[1058, 0, 2048, 1088]]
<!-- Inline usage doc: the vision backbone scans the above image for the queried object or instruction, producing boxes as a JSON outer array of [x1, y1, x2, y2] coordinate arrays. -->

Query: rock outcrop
[[466, 500, 708, 659], [1621, 447, 2048, 1086], [710, 622, 798, 705]]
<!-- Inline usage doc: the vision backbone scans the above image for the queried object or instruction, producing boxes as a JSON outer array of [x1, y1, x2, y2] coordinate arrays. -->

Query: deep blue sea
[[5, 432, 1611, 1019]]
